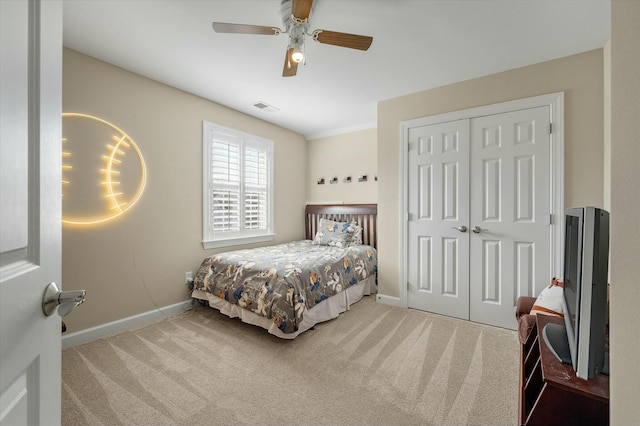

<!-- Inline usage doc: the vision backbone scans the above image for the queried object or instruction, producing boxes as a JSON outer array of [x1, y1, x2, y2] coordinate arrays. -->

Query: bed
[[191, 204, 378, 339]]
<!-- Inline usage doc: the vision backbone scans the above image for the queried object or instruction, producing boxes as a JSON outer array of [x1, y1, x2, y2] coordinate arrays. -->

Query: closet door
[[407, 120, 470, 320], [469, 106, 551, 329]]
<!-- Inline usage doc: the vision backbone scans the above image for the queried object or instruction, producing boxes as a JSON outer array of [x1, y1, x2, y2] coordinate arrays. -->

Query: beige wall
[[377, 49, 604, 299], [62, 49, 307, 332], [610, 0, 640, 422], [604, 39, 611, 212], [306, 128, 378, 204]]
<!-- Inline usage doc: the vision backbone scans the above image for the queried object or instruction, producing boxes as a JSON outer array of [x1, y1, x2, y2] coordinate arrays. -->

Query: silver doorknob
[[451, 225, 467, 233], [42, 282, 86, 317], [472, 226, 484, 233]]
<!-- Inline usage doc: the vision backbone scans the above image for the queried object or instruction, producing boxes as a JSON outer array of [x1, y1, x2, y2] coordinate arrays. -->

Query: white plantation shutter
[[203, 122, 273, 248], [243, 145, 268, 230], [211, 140, 240, 232]]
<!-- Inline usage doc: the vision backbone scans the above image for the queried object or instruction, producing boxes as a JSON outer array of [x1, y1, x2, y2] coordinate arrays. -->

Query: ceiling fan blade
[[282, 47, 298, 77], [291, 0, 313, 21], [313, 30, 373, 51], [212, 22, 280, 35]]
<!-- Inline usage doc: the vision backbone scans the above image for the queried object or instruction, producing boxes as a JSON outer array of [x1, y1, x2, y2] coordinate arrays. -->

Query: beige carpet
[[62, 296, 519, 425]]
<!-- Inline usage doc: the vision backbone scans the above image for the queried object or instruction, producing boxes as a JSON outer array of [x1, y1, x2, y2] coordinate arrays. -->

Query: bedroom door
[[407, 120, 471, 320], [0, 1, 63, 425], [406, 106, 551, 329]]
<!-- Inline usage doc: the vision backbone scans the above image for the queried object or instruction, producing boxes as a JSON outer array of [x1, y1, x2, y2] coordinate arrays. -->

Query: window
[[202, 121, 274, 249]]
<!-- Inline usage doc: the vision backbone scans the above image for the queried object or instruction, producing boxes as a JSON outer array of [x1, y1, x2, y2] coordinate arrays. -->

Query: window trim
[[202, 121, 274, 249]]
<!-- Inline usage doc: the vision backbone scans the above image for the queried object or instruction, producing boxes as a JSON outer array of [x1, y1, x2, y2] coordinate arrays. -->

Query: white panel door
[[469, 107, 551, 329], [407, 120, 470, 320], [0, 1, 63, 425]]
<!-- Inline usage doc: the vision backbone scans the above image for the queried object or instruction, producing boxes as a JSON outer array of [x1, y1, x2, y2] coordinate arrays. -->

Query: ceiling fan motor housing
[[281, 0, 309, 63]]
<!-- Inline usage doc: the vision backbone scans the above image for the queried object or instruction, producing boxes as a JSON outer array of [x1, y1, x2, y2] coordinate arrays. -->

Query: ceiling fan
[[212, 0, 373, 77]]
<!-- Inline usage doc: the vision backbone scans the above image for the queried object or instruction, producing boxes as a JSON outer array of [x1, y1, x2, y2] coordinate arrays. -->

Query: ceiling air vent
[[252, 101, 279, 113]]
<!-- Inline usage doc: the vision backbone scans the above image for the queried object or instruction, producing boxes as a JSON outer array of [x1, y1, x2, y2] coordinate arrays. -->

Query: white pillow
[[530, 277, 564, 317]]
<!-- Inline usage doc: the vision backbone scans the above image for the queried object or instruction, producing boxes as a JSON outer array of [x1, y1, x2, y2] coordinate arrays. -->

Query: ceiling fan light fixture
[[291, 44, 304, 63]]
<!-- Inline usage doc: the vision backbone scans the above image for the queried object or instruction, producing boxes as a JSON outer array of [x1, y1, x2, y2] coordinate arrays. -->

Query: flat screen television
[[543, 207, 610, 380]]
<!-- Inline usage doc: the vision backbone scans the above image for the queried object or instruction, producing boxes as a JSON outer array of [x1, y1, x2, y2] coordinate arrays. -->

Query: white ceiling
[[63, 0, 610, 140]]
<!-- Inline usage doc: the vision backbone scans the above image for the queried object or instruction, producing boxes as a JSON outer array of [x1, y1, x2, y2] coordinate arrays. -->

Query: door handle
[[451, 225, 467, 233], [42, 282, 86, 317], [472, 226, 486, 233]]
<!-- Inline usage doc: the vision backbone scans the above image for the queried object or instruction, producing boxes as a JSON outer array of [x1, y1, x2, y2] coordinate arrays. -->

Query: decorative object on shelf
[[343, 176, 352, 183], [317, 178, 325, 185], [358, 175, 368, 182], [330, 177, 338, 184], [374, 174, 378, 181]]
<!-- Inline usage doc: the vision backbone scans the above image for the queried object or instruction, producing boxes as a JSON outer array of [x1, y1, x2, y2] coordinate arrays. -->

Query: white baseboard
[[62, 299, 193, 349], [376, 293, 405, 308]]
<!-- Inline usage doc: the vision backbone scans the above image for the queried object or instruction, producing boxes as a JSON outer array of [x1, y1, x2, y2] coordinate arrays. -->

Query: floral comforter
[[192, 240, 377, 334]]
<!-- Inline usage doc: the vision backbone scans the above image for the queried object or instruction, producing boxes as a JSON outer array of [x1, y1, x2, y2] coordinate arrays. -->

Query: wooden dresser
[[519, 314, 609, 425]]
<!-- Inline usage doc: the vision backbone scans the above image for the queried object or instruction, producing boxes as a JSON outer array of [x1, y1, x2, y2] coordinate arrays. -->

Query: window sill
[[202, 234, 275, 250]]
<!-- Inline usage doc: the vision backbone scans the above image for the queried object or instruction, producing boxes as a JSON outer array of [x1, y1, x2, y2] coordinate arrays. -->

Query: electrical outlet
[[185, 271, 193, 284]]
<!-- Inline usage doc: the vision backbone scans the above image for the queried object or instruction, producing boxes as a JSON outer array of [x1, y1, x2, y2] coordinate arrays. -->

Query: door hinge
[[408, 141, 413, 152], [549, 123, 553, 134]]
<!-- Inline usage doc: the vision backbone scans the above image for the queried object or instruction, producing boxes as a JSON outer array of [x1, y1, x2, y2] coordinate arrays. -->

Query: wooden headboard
[[305, 204, 378, 249]]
